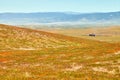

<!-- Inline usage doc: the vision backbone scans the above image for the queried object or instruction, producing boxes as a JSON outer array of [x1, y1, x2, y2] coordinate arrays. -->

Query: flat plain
[[41, 26, 120, 43]]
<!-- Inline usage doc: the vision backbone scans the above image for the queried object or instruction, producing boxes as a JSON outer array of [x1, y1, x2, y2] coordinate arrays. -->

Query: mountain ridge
[[0, 11, 120, 25]]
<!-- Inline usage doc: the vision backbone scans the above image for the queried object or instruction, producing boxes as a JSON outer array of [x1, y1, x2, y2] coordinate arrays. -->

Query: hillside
[[0, 24, 80, 50], [0, 24, 120, 80], [0, 24, 119, 52]]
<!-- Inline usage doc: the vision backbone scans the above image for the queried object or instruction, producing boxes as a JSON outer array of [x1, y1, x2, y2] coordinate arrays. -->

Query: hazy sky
[[0, 0, 120, 13]]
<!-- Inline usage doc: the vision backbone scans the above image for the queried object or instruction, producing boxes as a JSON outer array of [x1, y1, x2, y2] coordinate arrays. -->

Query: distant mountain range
[[0, 11, 120, 25]]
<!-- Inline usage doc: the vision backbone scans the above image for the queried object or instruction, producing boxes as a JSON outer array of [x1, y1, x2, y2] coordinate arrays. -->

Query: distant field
[[41, 26, 120, 43]]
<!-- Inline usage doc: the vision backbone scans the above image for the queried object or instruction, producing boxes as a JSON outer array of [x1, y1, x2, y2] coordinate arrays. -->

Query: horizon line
[[0, 11, 120, 14]]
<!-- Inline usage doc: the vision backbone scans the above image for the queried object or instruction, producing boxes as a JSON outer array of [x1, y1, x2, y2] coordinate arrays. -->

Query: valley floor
[[41, 26, 120, 43]]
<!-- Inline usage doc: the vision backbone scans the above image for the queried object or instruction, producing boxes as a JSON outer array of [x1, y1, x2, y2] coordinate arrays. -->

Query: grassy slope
[[0, 24, 120, 80], [0, 24, 80, 50]]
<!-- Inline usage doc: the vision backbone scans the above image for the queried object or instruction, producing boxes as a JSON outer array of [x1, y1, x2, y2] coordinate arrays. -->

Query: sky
[[0, 0, 120, 13]]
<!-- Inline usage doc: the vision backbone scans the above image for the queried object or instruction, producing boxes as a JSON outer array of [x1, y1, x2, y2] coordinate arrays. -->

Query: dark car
[[89, 33, 96, 37]]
